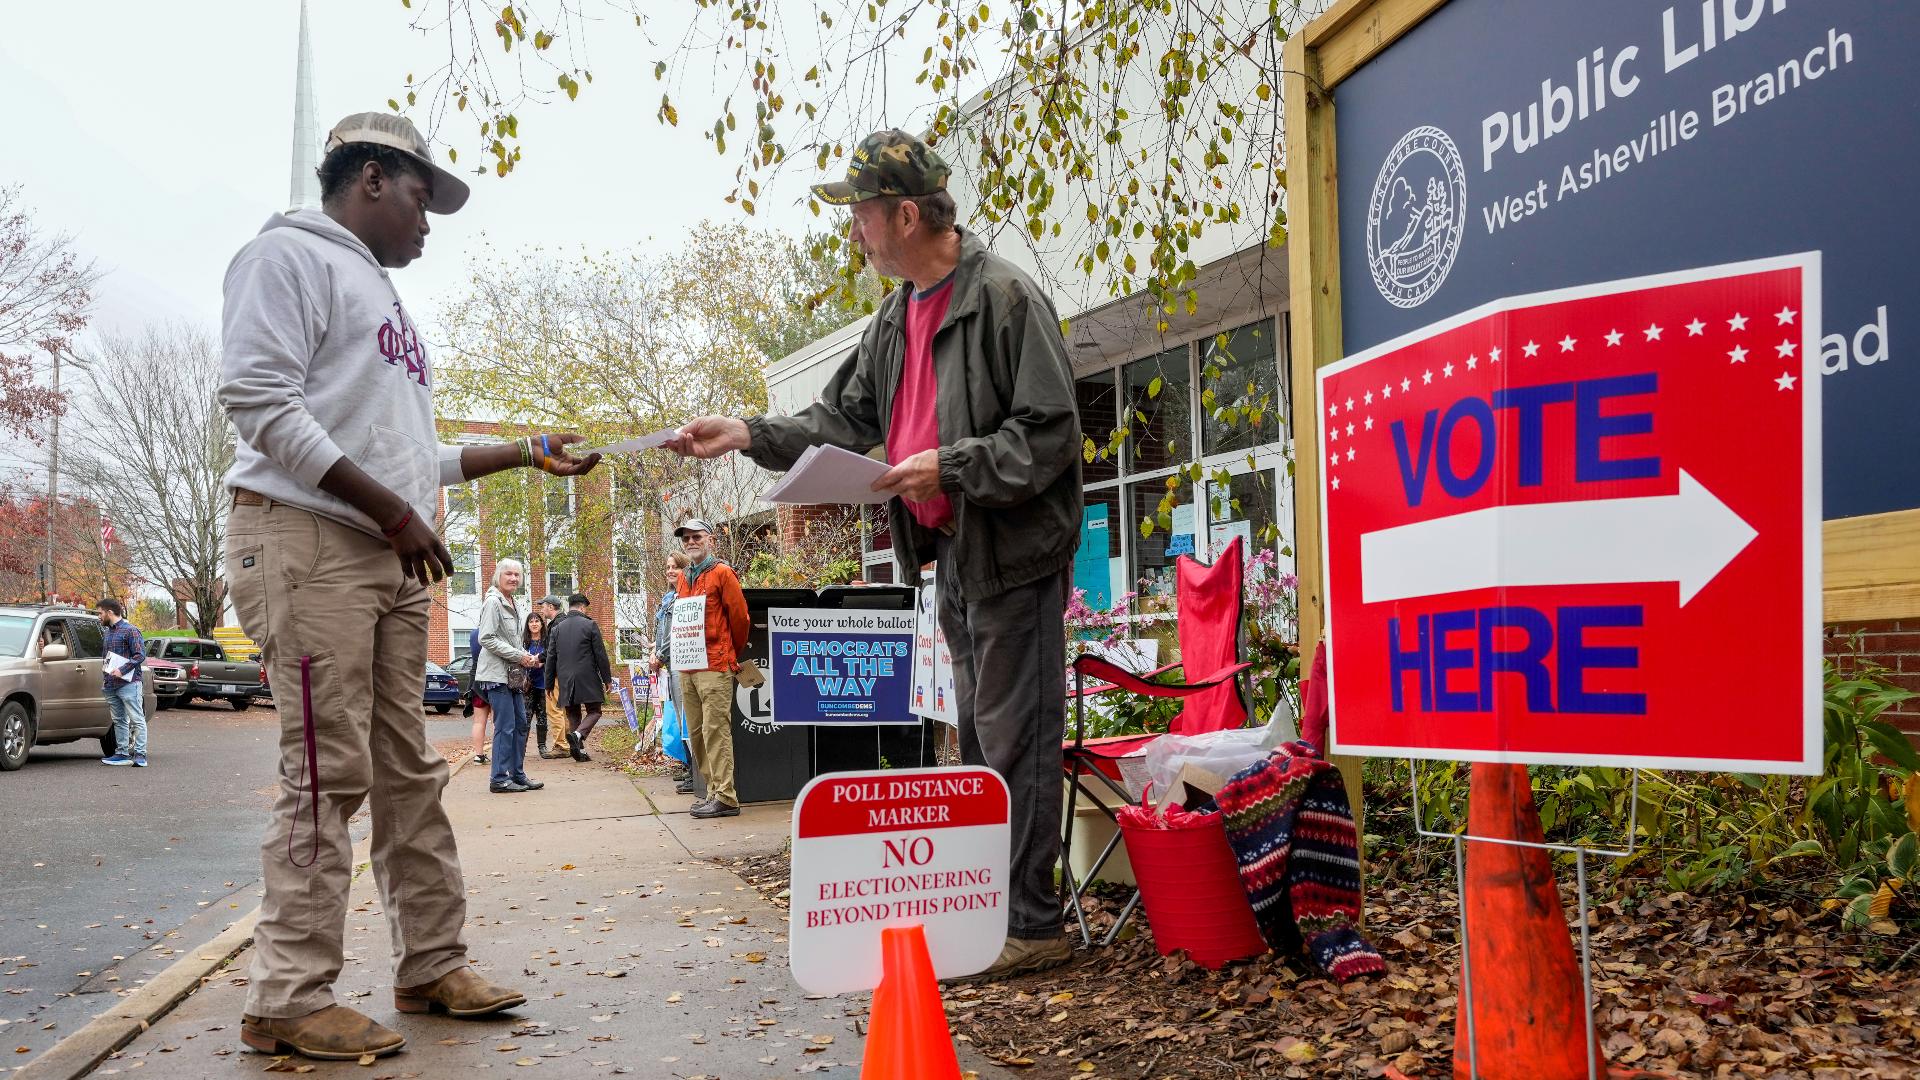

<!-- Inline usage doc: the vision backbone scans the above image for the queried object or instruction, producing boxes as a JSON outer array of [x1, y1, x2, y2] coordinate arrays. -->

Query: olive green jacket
[[744, 228, 1083, 602]]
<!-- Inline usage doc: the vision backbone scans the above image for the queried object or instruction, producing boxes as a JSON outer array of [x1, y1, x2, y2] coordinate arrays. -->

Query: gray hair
[[492, 558, 525, 589]]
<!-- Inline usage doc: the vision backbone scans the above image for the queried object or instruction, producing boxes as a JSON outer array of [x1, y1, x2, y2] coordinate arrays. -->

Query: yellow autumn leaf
[[1869, 881, 1896, 920], [1905, 774, 1920, 832]]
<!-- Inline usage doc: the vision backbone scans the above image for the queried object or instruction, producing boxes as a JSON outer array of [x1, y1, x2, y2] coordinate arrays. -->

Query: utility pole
[[43, 347, 60, 604]]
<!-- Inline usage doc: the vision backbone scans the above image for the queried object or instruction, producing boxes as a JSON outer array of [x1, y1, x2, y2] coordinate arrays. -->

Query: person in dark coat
[[543, 593, 612, 762]]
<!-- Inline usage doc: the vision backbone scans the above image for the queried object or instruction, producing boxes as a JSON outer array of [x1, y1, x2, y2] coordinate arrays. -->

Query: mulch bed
[[723, 849, 1920, 1078]]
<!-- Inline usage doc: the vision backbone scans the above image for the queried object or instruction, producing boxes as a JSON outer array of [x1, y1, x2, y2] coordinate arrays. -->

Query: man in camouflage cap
[[670, 126, 1082, 979]]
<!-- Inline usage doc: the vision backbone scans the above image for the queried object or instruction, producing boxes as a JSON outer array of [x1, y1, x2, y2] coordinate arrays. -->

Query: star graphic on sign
[[1382, 383, 1393, 399], [1776, 372, 1797, 391], [1728, 312, 1748, 331], [1443, 362, 1455, 377], [1401, 377, 1412, 392], [1364, 415, 1375, 431], [1331, 476, 1341, 490], [1345, 422, 1355, 437], [1466, 353, 1479, 370], [1346, 396, 1355, 411], [1330, 426, 1340, 442], [1644, 323, 1664, 341], [1522, 340, 1541, 357], [1559, 335, 1577, 353], [1729, 345, 1749, 364], [1328, 402, 1339, 417], [1775, 306, 1797, 325], [1776, 340, 1797, 357], [1422, 369, 1435, 384], [1489, 346, 1502, 362], [1686, 318, 1706, 336], [1363, 390, 1374, 405], [1604, 329, 1624, 347], [1346, 447, 1356, 463]]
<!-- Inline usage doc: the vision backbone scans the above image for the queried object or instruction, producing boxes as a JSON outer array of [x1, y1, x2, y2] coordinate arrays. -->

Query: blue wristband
[[540, 434, 551, 463]]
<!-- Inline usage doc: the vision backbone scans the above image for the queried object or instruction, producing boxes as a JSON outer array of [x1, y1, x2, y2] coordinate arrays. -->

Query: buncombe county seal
[[1367, 125, 1468, 310]]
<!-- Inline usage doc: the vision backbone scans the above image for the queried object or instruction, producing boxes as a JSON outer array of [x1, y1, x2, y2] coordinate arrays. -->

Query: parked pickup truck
[[147, 638, 267, 710]]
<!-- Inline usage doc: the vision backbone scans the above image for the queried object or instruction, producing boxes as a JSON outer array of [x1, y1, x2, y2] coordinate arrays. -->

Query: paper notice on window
[[670, 595, 710, 671], [103, 651, 137, 681]]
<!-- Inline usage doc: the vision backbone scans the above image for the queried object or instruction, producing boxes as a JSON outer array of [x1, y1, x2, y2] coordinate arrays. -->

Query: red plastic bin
[[1116, 811, 1267, 969]]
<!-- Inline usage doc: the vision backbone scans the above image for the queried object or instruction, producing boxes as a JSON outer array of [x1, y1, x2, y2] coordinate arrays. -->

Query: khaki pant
[[681, 669, 736, 806], [226, 499, 469, 1018], [546, 686, 564, 753]]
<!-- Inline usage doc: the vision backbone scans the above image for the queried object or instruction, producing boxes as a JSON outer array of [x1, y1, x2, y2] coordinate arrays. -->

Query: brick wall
[[1825, 618, 1920, 733]]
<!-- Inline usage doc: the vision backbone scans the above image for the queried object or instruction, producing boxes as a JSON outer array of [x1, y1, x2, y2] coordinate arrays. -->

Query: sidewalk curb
[[16, 753, 476, 1080]]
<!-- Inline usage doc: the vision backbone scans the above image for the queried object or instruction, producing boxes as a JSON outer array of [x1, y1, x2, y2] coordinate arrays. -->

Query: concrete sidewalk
[[67, 754, 1012, 1078]]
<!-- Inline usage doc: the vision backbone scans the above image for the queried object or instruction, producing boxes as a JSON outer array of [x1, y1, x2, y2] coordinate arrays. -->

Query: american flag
[[100, 514, 116, 555]]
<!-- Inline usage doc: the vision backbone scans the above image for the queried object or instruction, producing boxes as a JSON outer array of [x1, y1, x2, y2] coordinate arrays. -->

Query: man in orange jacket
[[669, 519, 749, 818]]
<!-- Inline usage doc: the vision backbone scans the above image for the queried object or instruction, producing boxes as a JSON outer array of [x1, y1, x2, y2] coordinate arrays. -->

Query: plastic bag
[[1143, 717, 1291, 802], [662, 699, 691, 765]]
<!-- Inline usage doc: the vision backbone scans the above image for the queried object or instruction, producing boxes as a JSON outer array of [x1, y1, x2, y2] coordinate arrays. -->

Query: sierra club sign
[[1335, 0, 1913, 519]]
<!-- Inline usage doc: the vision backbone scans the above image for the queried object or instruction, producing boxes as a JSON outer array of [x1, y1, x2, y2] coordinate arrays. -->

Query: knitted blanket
[[1214, 742, 1385, 983]]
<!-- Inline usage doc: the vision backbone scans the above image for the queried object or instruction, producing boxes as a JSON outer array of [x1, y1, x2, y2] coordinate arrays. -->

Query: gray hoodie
[[219, 209, 464, 537]]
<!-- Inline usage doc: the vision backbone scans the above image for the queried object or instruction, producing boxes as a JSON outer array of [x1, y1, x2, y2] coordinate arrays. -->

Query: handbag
[[506, 663, 529, 693]]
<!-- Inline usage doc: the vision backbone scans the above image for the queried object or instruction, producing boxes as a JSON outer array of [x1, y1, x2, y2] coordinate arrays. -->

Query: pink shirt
[[887, 278, 955, 530]]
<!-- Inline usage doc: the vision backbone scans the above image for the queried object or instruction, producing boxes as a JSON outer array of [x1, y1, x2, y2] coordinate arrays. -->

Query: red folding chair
[[1061, 537, 1253, 946]]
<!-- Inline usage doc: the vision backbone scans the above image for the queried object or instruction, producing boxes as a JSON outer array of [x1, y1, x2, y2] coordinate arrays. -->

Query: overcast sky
[[0, 0, 976, 479]]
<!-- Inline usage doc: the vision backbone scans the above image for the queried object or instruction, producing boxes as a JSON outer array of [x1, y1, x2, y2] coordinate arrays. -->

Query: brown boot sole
[[393, 991, 528, 1018], [240, 1024, 405, 1060]]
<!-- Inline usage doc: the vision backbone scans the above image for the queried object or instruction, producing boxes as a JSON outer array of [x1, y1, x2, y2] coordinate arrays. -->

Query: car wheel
[[229, 696, 253, 711], [0, 702, 33, 771], [154, 696, 170, 712], [434, 704, 452, 714]]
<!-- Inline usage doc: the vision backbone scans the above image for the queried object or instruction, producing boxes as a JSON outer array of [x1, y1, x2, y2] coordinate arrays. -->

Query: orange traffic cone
[[861, 924, 962, 1080], [1453, 762, 1610, 1079]]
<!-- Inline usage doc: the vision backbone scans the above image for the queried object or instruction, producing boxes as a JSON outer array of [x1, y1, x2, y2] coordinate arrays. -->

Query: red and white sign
[[1319, 255, 1821, 773], [789, 766, 1009, 995]]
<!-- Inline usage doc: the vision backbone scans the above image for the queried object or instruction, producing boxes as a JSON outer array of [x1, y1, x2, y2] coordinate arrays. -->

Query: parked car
[[148, 657, 188, 709], [0, 604, 160, 770], [147, 638, 266, 710], [424, 661, 462, 713], [444, 653, 476, 697]]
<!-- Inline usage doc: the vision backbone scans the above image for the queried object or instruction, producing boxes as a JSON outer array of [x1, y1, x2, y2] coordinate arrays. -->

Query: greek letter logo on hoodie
[[377, 302, 430, 387]]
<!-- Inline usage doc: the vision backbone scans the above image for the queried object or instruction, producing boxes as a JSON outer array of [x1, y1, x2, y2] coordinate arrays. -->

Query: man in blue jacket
[[97, 598, 147, 767]]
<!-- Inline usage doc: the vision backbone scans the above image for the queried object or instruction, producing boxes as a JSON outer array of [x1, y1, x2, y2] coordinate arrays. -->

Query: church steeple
[[288, 0, 321, 209]]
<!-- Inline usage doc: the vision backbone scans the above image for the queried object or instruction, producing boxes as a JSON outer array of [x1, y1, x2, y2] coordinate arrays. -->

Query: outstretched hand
[[532, 433, 601, 476], [873, 448, 943, 502], [664, 417, 751, 459]]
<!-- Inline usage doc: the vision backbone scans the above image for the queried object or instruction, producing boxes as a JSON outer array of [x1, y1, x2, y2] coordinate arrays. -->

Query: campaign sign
[[910, 573, 956, 726], [769, 608, 917, 725], [1320, 256, 1821, 772], [789, 766, 1009, 995]]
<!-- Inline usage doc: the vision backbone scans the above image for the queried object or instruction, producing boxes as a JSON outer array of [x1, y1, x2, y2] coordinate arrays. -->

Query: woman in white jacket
[[475, 559, 544, 793]]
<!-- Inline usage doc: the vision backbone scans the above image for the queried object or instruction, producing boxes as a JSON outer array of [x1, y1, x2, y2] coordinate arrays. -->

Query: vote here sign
[[789, 766, 1009, 995], [1319, 255, 1821, 773]]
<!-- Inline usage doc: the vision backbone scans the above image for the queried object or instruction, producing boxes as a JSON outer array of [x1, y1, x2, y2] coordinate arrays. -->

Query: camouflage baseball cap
[[811, 129, 950, 206]]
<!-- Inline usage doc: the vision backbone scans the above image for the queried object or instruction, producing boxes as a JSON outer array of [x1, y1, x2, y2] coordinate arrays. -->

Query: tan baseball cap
[[324, 112, 471, 215]]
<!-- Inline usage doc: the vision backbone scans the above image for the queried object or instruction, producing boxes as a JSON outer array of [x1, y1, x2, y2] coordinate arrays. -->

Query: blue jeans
[[106, 681, 146, 757], [480, 683, 529, 786]]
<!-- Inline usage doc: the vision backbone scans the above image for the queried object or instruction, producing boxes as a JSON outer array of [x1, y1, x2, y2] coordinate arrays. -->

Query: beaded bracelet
[[381, 507, 415, 540]]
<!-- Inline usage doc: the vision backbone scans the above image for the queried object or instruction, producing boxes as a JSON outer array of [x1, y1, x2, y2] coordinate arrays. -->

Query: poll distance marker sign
[[788, 766, 1010, 995], [1320, 255, 1820, 773]]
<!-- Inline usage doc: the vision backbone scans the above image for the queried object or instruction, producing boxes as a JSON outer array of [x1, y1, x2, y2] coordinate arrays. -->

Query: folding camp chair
[[1060, 537, 1254, 946]]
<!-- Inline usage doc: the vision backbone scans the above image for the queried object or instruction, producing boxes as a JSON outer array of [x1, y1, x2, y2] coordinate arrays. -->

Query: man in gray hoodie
[[219, 112, 600, 1062]]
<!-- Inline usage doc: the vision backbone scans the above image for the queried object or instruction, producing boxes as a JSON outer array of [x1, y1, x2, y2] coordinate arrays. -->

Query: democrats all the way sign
[[1319, 256, 1820, 773]]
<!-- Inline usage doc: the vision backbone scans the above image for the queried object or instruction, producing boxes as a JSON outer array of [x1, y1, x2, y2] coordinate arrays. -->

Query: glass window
[[450, 634, 473, 662], [1122, 347, 1191, 475], [615, 541, 646, 596], [1074, 369, 1119, 484], [1205, 470, 1278, 567], [69, 618, 104, 659], [1200, 319, 1282, 457], [547, 550, 576, 596], [449, 542, 477, 596], [1126, 482, 1194, 613], [544, 475, 573, 519], [0, 615, 32, 657], [616, 627, 647, 662]]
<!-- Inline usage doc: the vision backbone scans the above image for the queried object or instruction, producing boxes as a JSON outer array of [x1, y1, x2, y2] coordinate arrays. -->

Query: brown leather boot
[[240, 1004, 405, 1060], [393, 964, 527, 1017]]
